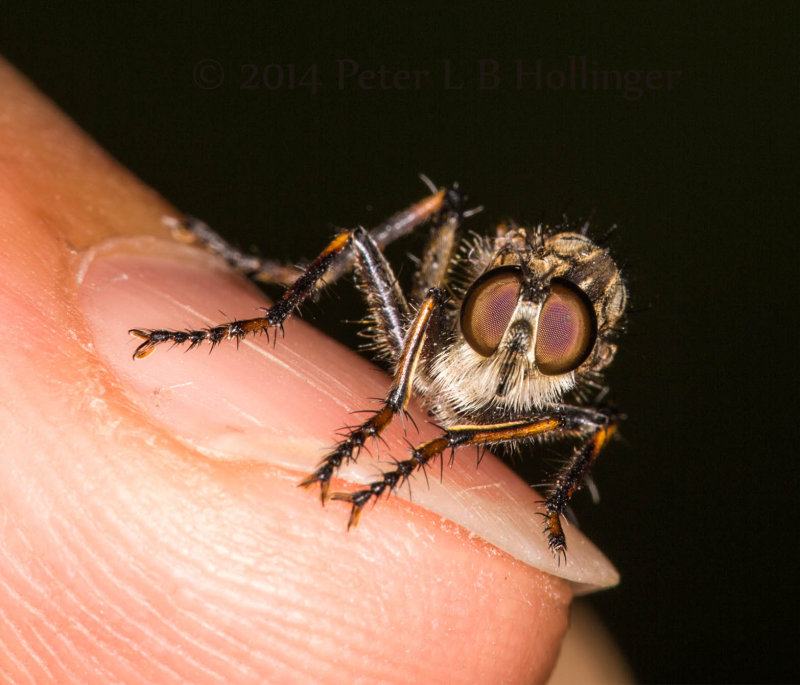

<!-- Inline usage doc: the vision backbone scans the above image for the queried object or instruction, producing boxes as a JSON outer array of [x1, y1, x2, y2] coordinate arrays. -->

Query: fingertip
[[0, 57, 575, 682]]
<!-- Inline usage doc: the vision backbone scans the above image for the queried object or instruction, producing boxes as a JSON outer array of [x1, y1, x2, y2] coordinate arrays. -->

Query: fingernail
[[77, 236, 359, 464], [78, 236, 619, 591]]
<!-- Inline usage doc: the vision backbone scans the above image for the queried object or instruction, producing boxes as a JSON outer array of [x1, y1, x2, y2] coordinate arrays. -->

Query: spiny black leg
[[310, 186, 459, 287], [169, 216, 302, 286], [298, 288, 446, 500], [350, 226, 410, 360], [351, 185, 465, 360], [298, 404, 398, 503], [129, 230, 353, 359], [331, 436, 450, 527], [168, 184, 461, 289], [331, 408, 616, 558], [130, 188, 458, 359], [411, 185, 464, 303], [330, 416, 563, 529], [542, 413, 618, 559]]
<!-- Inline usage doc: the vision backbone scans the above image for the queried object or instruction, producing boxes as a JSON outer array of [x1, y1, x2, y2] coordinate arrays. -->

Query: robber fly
[[129, 181, 627, 558]]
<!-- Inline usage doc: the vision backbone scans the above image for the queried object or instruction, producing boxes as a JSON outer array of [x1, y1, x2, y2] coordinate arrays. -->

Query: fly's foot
[[329, 449, 428, 528], [129, 317, 273, 359], [297, 437, 367, 504], [298, 403, 401, 503], [329, 488, 374, 529], [542, 509, 568, 564]]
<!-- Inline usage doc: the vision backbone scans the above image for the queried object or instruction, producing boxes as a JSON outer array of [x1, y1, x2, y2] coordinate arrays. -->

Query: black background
[[2, 3, 796, 683]]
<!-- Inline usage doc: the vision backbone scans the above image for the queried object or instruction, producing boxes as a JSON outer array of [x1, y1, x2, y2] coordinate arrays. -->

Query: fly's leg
[[349, 226, 411, 360], [298, 287, 446, 501], [171, 185, 459, 289], [410, 185, 464, 303], [331, 408, 618, 559], [129, 187, 457, 360], [298, 188, 461, 497], [330, 417, 561, 527], [325, 185, 457, 286], [542, 410, 618, 558], [129, 230, 352, 359], [169, 216, 302, 286]]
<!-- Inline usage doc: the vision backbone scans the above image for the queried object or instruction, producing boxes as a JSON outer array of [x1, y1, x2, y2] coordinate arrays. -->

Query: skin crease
[[0, 59, 629, 684]]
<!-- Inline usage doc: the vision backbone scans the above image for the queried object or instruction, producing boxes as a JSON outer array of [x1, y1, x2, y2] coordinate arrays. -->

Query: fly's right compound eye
[[534, 278, 597, 375], [460, 266, 523, 356]]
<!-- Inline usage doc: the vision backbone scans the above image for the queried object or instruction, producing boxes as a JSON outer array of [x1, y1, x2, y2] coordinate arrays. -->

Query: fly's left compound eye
[[535, 279, 597, 375], [460, 266, 523, 357]]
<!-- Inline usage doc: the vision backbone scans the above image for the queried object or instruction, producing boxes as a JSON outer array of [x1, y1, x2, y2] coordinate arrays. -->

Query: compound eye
[[535, 279, 597, 375], [460, 267, 522, 356]]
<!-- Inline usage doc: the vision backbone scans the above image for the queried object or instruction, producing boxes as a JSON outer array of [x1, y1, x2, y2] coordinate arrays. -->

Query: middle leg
[[298, 287, 447, 500]]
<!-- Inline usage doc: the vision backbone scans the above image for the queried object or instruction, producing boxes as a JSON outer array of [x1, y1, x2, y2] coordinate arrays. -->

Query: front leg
[[128, 187, 457, 360], [129, 230, 353, 359], [298, 288, 447, 501], [332, 408, 618, 560]]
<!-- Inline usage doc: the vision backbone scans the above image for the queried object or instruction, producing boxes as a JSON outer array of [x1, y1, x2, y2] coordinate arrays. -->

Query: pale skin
[[0, 60, 630, 683]]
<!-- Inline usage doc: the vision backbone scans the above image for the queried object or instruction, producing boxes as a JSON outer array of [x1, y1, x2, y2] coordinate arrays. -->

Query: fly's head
[[429, 226, 627, 419]]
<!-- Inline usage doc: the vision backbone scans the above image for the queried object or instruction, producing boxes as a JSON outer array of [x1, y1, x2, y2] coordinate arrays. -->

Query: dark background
[[3, 4, 796, 683]]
